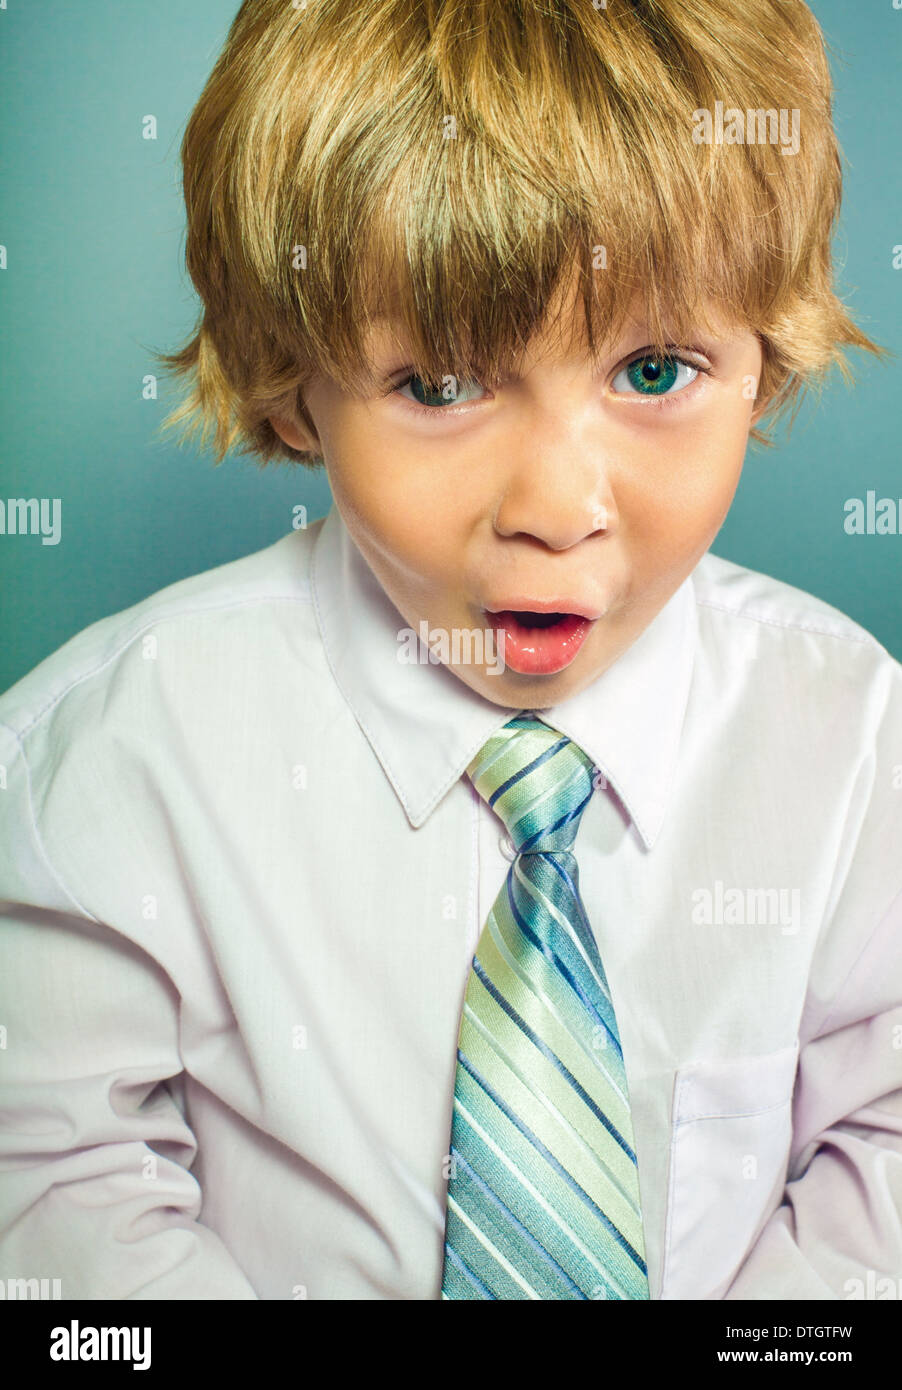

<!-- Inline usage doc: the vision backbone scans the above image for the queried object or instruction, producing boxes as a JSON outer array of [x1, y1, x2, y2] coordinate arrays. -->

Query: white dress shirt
[[1, 502, 901, 1301]]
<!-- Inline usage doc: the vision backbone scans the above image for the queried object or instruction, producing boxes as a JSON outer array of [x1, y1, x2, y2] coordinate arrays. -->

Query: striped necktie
[[441, 714, 649, 1300]]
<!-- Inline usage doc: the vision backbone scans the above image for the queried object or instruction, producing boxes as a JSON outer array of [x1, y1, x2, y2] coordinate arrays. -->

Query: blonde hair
[[154, 0, 884, 468]]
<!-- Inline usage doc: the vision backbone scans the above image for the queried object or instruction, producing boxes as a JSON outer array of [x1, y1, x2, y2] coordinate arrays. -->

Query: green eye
[[399, 374, 485, 408], [612, 355, 698, 396], [408, 376, 450, 406]]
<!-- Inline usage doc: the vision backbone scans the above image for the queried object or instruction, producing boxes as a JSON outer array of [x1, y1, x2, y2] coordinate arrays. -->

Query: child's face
[[272, 289, 763, 708]]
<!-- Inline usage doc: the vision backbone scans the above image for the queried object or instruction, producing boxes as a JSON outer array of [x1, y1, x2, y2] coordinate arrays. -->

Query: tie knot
[[466, 715, 596, 855]]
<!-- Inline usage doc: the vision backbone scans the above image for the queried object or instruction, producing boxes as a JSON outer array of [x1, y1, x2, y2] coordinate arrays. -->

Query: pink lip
[[484, 609, 596, 675], [484, 597, 603, 621]]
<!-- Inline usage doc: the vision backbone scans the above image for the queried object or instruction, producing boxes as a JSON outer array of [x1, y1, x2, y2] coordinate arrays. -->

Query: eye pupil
[[409, 376, 448, 407], [625, 355, 680, 395]]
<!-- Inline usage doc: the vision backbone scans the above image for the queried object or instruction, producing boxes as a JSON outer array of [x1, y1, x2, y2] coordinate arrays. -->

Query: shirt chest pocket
[[659, 1040, 800, 1300]]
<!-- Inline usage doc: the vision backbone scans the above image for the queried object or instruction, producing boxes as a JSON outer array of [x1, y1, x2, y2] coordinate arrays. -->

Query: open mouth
[[508, 610, 570, 628], [484, 609, 595, 675]]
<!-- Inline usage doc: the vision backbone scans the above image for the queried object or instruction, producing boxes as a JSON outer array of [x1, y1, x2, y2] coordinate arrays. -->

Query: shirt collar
[[311, 503, 697, 849]]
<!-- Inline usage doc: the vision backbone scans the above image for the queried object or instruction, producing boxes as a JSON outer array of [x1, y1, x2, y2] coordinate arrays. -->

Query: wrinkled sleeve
[[725, 885, 902, 1299], [0, 721, 259, 1299]]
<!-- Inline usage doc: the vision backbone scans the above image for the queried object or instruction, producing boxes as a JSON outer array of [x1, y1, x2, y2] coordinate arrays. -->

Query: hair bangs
[[154, 0, 883, 466]]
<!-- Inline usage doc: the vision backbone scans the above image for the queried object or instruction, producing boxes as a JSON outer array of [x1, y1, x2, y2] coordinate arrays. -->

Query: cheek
[[618, 419, 748, 558], [320, 419, 407, 545], [325, 444, 458, 593], [326, 412, 482, 572]]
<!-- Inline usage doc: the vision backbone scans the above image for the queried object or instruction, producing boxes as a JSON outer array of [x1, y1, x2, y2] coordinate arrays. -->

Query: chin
[[468, 666, 582, 708]]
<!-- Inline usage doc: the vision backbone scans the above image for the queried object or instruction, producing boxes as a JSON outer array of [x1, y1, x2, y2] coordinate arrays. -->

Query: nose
[[492, 412, 616, 551]]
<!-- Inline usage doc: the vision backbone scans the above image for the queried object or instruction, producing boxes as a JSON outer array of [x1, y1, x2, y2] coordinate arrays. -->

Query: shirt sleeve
[[0, 721, 259, 1300], [724, 883, 902, 1299]]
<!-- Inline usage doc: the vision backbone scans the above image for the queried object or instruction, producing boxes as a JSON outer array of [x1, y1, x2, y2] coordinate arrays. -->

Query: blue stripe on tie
[[511, 855, 624, 1062], [505, 874, 623, 1059], [471, 956, 637, 1164], [451, 1146, 587, 1299], [545, 854, 611, 979], [443, 1240, 495, 1298], [487, 737, 570, 808], [457, 1049, 648, 1276], [518, 786, 594, 852], [451, 1063, 625, 1300]]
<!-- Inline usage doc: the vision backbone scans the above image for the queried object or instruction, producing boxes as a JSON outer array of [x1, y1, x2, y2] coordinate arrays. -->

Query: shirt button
[[499, 835, 517, 861]]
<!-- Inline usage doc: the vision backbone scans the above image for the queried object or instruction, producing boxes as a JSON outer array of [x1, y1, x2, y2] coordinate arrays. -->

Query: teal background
[[1, 0, 900, 695]]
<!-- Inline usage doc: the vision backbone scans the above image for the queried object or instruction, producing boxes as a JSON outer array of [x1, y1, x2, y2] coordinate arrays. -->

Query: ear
[[269, 411, 320, 453]]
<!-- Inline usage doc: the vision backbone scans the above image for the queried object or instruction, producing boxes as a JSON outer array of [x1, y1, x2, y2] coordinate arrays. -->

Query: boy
[[1, 0, 900, 1301]]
